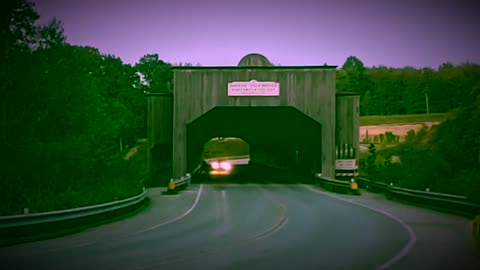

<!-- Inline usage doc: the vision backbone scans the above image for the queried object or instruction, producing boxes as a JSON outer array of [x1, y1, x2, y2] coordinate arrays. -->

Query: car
[[203, 155, 250, 179]]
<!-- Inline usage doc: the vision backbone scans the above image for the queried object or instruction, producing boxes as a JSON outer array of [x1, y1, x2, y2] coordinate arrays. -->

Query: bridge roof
[[172, 65, 337, 70]]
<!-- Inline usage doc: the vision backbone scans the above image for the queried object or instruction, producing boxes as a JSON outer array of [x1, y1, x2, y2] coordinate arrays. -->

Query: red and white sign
[[335, 159, 357, 170], [228, 80, 280, 96]]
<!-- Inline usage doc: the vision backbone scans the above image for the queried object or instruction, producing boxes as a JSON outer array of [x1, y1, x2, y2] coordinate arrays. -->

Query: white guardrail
[[357, 177, 480, 217], [0, 189, 148, 229]]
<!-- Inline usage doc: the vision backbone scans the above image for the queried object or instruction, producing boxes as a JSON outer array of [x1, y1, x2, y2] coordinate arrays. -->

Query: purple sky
[[33, 0, 479, 68]]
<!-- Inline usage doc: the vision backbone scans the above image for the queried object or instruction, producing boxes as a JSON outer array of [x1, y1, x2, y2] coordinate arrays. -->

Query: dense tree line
[[0, 0, 170, 215], [338, 56, 480, 116], [0, 4, 198, 213]]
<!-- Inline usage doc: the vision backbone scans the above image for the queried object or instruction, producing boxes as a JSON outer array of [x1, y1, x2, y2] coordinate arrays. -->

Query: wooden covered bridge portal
[[146, 53, 359, 185]]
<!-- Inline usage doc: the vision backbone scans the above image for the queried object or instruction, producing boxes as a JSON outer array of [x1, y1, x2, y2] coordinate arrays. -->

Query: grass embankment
[[0, 143, 146, 216], [360, 113, 448, 126], [359, 113, 449, 159]]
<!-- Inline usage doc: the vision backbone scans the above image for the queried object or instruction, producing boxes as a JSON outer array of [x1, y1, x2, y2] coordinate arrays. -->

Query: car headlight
[[211, 162, 219, 169], [220, 162, 231, 170]]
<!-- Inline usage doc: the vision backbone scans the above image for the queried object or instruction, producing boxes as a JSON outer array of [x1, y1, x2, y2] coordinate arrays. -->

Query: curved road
[[1, 183, 479, 270]]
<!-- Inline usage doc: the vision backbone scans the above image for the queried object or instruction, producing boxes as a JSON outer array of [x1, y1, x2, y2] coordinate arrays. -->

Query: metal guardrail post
[[164, 173, 192, 194], [314, 174, 360, 195], [350, 178, 360, 195]]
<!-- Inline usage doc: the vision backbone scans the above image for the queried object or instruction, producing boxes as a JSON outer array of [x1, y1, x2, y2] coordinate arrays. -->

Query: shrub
[[385, 132, 397, 144], [0, 142, 144, 215], [405, 130, 416, 143], [364, 143, 377, 175]]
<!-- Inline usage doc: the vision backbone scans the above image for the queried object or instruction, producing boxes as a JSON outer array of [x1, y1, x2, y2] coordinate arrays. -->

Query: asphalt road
[[1, 183, 479, 270]]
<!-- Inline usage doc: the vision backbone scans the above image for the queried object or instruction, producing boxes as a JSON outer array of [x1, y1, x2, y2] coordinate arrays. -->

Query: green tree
[[360, 90, 372, 116], [1, 0, 39, 53], [135, 54, 173, 93], [336, 69, 349, 93], [1, 0, 39, 144], [33, 17, 66, 50], [340, 56, 366, 94], [0, 0, 67, 145], [93, 54, 145, 150], [366, 143, 377, 173]]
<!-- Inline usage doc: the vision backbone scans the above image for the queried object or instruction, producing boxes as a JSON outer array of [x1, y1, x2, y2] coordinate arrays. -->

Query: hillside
[[359, 113, 449, 143], [360, 113, 448, 126]]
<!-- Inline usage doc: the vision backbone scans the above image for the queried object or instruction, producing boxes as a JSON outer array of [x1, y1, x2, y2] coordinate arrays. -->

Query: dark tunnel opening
[[186, 106, 322, 183]]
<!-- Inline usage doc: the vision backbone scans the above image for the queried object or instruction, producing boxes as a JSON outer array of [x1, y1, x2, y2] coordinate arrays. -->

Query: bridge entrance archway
[[186, 106, 322, 176]]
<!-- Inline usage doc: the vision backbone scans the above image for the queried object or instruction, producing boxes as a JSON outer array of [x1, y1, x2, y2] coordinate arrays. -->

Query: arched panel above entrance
[[238, 53, 273, 67]]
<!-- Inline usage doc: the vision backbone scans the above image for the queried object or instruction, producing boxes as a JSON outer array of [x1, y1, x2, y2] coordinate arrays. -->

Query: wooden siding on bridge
[[172, 67, 337, 179]]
